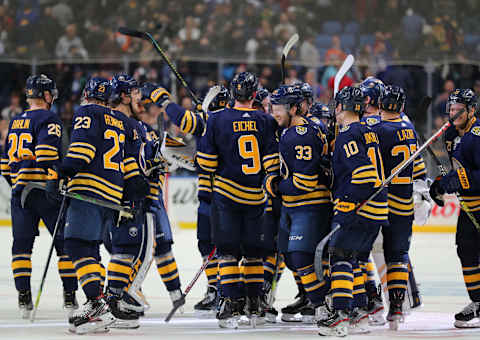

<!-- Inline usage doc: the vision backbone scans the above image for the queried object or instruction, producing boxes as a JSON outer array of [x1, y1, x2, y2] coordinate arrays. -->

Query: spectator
[[433, 79, 455, 116], [324, 35, 346, 63], [178, 16, 201, 46], [1, 92, 22, 120], [51, 1, 74, 28], [273, 13, 297, 38], [55, 24, 89, 59], [300, 35, 320, 67], [401, 8, 424, 43]]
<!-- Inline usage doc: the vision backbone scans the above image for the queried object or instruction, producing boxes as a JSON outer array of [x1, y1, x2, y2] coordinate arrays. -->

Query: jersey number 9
[[238, 134, 260, 175]]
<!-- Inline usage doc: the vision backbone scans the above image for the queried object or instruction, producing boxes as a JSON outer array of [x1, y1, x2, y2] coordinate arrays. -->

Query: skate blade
[[194, 309, 216, 319], [20, 308, 32, 320], [68, 326, 109, 334], [318, 325, 349, 337], [349, 319, 370, 334], [110, 319, 140, 329], [218, 318, 239, 329], [301, 315, 316, 324], [75, 313, 116, 335], [389, 319, 400, 331], [454, 320, 480, 328], [265, 313, 277, 323], [281, 313, 303, 322]]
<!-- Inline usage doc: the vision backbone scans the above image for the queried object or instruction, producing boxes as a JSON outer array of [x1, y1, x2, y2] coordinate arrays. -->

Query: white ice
[[0, 228, 479, 339]]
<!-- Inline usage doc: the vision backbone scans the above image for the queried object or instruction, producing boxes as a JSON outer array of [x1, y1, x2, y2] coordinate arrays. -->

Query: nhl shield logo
[[129, 227, 138, 237]]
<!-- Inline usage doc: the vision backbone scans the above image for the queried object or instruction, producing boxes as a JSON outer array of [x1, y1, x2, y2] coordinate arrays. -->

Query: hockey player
[[197, 71, 279, 328], [191, 85, 230, 316], [268, 85, 332, 324], [1, 74, 78, 319], [51, 76, 132, 334], [318, 86, 388, 337], [371, 85, 420, 329], [429, 88, 480, 328]]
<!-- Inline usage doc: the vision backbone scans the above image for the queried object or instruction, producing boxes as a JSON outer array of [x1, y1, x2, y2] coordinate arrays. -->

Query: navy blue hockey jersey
[[62, 104, 140, 205], [332, 121, 388, 225], [278, 118, 330, 210], [1, 109, 62, 194], [165, 102, 206, 137], [196, 107, 279, 206]]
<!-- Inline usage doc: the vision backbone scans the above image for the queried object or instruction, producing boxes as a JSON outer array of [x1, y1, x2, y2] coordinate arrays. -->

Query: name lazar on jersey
[[232, 120, 257, 132], [397, 128, 415, 141]]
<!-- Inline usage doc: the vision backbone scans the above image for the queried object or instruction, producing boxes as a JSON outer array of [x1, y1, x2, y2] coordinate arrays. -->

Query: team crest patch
[[296, 126, 307, 135], [365, 117, 379, 126], [471, 126, 480, 136], [339, 125, 350, 133]]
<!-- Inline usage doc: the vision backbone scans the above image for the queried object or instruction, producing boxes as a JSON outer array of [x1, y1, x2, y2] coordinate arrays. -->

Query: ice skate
[[194, 285, 217, 317], [281, 291, 308, 322], [245, 296, 266, 328], [68, 296, 115, 335], [18, 290, 33, 320], [300, 302, 316, 324], [349, 308, 370, 334], [107, 294, 140, 329], [454, 301, 480, 328], [368, 285, 386, 326], [317, 309, 350, 337], [217, 297, 240, 329], [169, 289, 185, 314], [63, 291, 79, 318]]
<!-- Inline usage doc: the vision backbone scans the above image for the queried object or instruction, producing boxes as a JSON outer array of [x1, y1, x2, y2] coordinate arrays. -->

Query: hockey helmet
[[380, 85, 406, 113], [109, 74, 139, 104], [335, 86, 366, 115], [209, 85, 230, 111], [447, 88, 477, 114], [83, 77, 110, 102], [253, 88, 270, 111], [230, 72, 258, 102], [271, 85, 304, 107], [360, 77, 385, 107], [310, 102, 332, 120], [26, 74, 58, 100]]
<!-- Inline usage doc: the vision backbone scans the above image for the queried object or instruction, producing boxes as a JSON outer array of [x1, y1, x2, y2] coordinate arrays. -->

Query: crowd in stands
[[1, 0, 480, 171]]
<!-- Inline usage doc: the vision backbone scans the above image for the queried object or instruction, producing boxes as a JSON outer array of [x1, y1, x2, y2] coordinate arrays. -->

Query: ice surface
[[0, 228, 478, 339]]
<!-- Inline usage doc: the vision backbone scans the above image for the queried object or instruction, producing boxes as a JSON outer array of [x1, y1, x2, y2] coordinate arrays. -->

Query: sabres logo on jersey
[[339, 125, 350, 133], [296, 126, 307, 135], [365, 117, 379, 126], [471, 126, 480, 136]]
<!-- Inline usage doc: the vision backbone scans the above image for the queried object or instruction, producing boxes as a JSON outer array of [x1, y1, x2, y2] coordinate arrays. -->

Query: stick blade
[[202, 85, 222, 113], [118, 27, 147, 39], [282, 33, 299, 58], [164, 294, 186, 322], [334, 54, 355, 96]]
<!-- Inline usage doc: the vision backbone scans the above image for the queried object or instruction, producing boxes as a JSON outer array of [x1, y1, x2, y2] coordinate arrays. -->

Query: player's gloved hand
[[264, 173, 281, 198], [440, 168, 471, 194], [124, 175, 150, 202], [45, 166, 67, 204], [429, 176, 445, 207], [141, 83, 171, 107]]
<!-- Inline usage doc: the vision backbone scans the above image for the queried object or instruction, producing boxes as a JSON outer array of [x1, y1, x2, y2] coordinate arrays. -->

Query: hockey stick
[[334, 55, 355, 97], [118, 27, 201, 106], [165, 246, 217, 322], [30, 192, 68, 322], [21, 182, 133, 217], [202, 85, 222, 114], [267, 253, 283, 309], [314, 107, 466, 281], [281, 33, 299, 84]]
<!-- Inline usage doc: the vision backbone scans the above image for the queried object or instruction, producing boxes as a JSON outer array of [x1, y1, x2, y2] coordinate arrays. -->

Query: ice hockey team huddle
[[2, 70, 480, 337]]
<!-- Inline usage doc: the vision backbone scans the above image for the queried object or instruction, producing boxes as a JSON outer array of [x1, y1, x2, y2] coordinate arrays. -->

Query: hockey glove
[[429, 176, 445, 207], [440, 168, 471, 194], [142, 83, 171, 108], [123, 174, 150, 202], [45, 166, 67, 204]]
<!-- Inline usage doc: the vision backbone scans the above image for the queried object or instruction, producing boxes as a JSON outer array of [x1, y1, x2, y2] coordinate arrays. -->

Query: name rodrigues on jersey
[[233, 120, 258, 132]]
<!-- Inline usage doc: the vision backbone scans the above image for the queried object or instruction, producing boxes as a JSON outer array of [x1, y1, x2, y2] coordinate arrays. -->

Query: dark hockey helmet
[[447, 88, 477, 114], [209, 85, 230, 111], [271, 85, 304, 106], [335, 86, 366, 115], [380, 85, 406, 113], [294, 82, 313, 104], [83, 77, 110, 102], [253, 88, 269, 111], [230, 71, 258, 102], [26, 74, 58, 100], [360, 76, 385, 107], [310, 102, 332, 120], [109, 74, 139, 104]]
